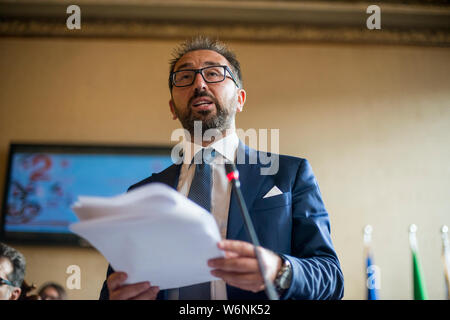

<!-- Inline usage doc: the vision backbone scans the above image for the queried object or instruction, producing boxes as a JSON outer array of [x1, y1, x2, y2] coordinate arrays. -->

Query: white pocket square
[[263, 186, 283, 198]]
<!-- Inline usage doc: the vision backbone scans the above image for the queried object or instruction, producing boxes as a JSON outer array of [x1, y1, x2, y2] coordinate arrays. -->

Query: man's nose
[[192, 72, 208, 91]]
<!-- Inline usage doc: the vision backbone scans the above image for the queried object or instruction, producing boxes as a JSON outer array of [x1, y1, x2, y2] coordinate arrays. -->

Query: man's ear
[[169, 100, 178, 120], [9, 287, 21, 300], [236, 88, 246, 113]]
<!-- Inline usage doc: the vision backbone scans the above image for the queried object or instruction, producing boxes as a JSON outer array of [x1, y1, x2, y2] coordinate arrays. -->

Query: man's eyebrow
[[174, 62, 194, 71], [203, 61, 222, 67], [174, 61, 223, 71]]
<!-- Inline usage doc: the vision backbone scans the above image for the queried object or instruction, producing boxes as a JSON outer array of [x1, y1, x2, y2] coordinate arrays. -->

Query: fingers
[[218, 240, 256, 257], [211, 270, 264, 293], [208, 257, 259, 273], [224, 251, 240, 259], [209, 241, 282, 293], [107, 272, 128, 292], [107, 272, 158, 300], [208, 255, 264, 293], [131, 286, 160, 300], [110, 281, 152, 300], [210, 270, 262, 285]]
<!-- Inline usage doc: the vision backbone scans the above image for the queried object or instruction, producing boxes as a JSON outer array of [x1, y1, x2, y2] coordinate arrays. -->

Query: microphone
[[225, 163, 279, 300]]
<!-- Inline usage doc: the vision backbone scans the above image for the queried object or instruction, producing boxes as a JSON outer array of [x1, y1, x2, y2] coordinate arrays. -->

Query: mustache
[[188, 90, 219, 108]]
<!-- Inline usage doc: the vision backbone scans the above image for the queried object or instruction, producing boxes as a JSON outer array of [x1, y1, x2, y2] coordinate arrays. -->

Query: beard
[[172, 90, 236, 136]]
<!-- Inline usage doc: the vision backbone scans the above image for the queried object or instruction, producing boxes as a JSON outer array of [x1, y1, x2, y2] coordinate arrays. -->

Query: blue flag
[[364, 225, 379, 300], [366, 253, 379, 300]]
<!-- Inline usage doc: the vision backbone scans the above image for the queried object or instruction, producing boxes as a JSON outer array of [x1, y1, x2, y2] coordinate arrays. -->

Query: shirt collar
[[182, 131, 239, 164]]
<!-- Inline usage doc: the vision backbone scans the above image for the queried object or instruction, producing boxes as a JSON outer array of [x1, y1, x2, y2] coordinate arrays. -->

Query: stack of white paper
[[69, 183, 224, 290]]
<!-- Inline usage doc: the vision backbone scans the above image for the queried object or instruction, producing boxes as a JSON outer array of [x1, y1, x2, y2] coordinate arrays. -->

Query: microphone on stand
[[224, 163, 279, 300]]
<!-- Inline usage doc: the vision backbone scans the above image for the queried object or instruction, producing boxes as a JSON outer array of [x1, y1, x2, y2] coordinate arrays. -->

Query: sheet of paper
[[69, 183, 224, 290]]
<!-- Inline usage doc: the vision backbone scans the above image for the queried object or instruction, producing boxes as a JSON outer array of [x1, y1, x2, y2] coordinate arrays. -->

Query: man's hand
[[208, 240, 282, 293], [107, 272, 160, 300]]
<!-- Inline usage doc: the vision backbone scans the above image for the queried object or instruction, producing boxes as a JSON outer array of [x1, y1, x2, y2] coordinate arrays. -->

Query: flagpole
[[364, 225, 379, 300], [364, 225, 372, 248], [409, 224, 428, 300], [441, 225, 450, 300], [363, 225, 372, 259]]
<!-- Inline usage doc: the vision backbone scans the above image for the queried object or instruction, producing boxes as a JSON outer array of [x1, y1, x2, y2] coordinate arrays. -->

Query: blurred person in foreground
[[38, 282, 67, 300], [0, 242, 26, 300]]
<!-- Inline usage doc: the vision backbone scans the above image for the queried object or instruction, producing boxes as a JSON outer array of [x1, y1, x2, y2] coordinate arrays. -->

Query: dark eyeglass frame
[[170, 65, 239, 88], [0, 277, 15, 287]]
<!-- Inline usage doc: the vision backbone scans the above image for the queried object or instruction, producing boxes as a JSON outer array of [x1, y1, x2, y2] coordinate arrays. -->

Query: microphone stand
[[225, 163, 279, 300]]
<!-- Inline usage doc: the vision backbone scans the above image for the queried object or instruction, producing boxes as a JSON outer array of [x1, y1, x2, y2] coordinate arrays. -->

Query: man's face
[[169, 50, 246, 135], [0, 257, 20, 300]]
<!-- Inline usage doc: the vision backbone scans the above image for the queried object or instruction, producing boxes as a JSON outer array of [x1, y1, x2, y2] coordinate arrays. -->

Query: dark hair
[[18, 280, 40, 300], [38, 282, 67, 300], [169, 35, 243, 90], [0, 242, 26, 287]]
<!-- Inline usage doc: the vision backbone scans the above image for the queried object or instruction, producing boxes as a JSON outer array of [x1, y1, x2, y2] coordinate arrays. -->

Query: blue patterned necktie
[[179, 148, 216, 300], [186, 148, 215, 211]]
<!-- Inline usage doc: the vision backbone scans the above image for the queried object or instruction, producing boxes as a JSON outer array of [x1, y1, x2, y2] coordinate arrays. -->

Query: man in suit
[[100, 36, 344, 300]]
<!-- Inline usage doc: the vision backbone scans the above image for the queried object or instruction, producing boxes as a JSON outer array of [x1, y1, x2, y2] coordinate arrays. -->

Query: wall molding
[[1, 0, 449, 46]]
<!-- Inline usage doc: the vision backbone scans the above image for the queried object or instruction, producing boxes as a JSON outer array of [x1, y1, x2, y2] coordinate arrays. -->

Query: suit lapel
[[226, 142, 263, 240], [153, 163, 182, 189]]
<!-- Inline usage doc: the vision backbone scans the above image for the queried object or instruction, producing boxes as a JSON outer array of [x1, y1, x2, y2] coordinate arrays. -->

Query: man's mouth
[[191, 97, 215, 111]]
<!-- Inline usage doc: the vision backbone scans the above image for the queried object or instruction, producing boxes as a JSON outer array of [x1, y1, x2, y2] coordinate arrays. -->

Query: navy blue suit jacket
[[99, 142, 344, 300]]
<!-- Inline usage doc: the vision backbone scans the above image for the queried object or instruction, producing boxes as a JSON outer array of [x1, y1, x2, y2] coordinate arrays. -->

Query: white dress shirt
[[170, 132, 239, 300]]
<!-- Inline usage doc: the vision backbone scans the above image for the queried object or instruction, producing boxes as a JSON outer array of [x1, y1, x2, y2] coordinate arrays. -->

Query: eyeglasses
[[0, 277, 14, 287], [170, 65, 239, 88]]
